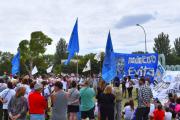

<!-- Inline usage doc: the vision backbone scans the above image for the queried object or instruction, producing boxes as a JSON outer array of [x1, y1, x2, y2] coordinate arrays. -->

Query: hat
[[34, 83, 43, 90]]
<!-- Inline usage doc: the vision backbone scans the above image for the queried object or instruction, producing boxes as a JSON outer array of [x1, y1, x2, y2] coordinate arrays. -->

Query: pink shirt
[[175, 104, 180, 113]]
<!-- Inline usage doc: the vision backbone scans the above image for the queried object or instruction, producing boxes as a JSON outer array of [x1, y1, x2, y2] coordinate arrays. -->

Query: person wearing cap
[[80, 80, 95, 120], [28, 83, 47, 120]]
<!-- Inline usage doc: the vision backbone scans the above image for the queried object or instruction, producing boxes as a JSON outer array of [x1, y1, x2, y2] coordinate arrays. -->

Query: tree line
[[0, 31, 179, 76]]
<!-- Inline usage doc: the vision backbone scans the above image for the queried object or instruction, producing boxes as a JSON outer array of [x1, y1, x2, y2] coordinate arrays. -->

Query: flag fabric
[[83, 60, 91, 72], [32, 66, 38, 75], [102, 31, 116, 83], [11, 51, 20, 75], [154, 61, 166, 82], [94, 53, 101, 62], [47, 66, 53, 73], [64, 19, 79, 65]]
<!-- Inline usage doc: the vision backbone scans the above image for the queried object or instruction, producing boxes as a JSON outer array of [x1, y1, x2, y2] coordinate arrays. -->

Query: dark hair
[[157, 104, 163, 110], [7, 81, 13, 89], [71, 81, 77, 88], [168, 93, 173, 98], [134, 74, 138, 78], [127, 76, 131, 80], [176, 97, 180, 104], [114, 77, 120, 87], [129, 99, 134, 110], [54, 81, 63, 89], [0, 78, 4, 83], [165, 107, 170, 112], [30, 81, 36, 89], [139, 77, 145, 84]]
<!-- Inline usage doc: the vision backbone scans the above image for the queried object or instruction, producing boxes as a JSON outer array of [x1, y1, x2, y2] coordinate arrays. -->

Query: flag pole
[[76, 53, 79, 81]]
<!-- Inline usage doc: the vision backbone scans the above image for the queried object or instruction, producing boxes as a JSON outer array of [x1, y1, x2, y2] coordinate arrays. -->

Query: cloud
[[115, 14, 155, 29]]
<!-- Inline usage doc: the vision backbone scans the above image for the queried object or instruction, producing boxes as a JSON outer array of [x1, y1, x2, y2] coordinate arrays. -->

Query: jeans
[[30, 114, 45, 120], [136, 107, 150, 120], [114, 101, 122, 120]]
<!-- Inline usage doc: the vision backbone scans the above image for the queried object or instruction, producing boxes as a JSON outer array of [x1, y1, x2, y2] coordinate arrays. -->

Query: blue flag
[[65, 19, 79, 65], [11, 51, 20, 75], [102, 31, 116, 83]]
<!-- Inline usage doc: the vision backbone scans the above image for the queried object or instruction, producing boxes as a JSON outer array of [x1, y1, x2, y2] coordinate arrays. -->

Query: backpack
[[114, 87, 122, 102]]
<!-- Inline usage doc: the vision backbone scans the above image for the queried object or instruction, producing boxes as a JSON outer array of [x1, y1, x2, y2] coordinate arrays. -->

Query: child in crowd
[[153, 103, 165, 120], [165, 107, 172, 120], [123, 99, 134, 120]]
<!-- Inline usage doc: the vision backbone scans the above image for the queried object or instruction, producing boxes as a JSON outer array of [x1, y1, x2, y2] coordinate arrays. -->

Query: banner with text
[[115, 53, 158, 83]]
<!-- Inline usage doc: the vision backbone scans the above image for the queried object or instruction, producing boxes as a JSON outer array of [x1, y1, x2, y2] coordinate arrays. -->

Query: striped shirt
[[138, 85, 153, 108]]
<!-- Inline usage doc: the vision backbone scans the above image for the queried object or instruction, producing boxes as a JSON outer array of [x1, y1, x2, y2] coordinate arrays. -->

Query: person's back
[[153, 109, 165, 120], [153, 104, 165, 120], [124, 105, 134, 120], [165, 111, 172, 120], [52, 91, 68, 120], [28, 91, 46, 114], [80, 86, 95, 111], [28, 83, 47, 120]]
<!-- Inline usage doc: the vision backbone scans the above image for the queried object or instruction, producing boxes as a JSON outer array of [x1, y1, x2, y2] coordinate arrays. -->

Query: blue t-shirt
[[80, 87, 95, 111]]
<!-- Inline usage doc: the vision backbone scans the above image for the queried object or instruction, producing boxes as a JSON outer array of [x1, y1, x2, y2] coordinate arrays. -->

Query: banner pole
[[76, 53, 79, 81]]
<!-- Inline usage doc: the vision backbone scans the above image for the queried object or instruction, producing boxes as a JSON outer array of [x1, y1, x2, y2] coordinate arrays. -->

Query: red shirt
[[153, 109, 165, 120], [28, 91, 47, 114]]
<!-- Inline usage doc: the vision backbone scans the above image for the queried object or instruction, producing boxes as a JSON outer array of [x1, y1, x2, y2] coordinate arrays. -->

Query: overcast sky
[[0, 0, 180, 55]]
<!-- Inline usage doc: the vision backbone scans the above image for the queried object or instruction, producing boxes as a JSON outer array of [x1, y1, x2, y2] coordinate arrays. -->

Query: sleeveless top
[[51, 91, 68, 120]]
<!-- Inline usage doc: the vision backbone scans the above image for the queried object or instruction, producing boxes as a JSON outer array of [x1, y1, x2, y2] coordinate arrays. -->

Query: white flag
[[83, 60, 91, 72], [47, 66, 53, 73], [94, 53, 101, 62], [32, 66, 38, 75]]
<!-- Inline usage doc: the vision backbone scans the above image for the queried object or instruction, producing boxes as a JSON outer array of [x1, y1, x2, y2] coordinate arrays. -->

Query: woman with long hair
[[96, 80, 106, 120], [99, 85, 115, 120], [68, 81, 80, 120], [8, 87, 28, 120], [123, 99, 135, 120]]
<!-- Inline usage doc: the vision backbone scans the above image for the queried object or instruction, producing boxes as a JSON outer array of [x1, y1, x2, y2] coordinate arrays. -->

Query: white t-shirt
[[61, 81, 67, 90], [149, 104, 155, 116], [0, 88, 15, 109], [165, 112, 172, 120], [123, 105, 134, 119]]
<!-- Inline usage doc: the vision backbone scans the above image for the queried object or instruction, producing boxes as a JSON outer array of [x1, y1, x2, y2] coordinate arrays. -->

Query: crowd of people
[[0, 72, 180, 120]]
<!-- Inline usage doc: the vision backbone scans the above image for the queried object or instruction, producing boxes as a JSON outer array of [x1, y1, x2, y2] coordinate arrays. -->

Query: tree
[[0, 52, 13, 75], [18, 31, 52, 76], [174, 37, 180, 56], [153, 32, 171, 57], [54, 38, 67, 64]]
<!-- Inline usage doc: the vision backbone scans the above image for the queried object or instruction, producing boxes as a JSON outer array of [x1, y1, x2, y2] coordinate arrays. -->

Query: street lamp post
[[136, 24, 147, 53]]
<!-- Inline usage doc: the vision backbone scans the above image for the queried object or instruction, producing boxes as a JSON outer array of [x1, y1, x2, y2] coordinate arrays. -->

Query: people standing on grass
[[80, 80, 96, 120], [51, 81, 68, 120], [8, 87, 28, 120], [122, 77, 127, 98], [96, 80, 106, 120], [28, 83, 47, 120], [123, 99, 135, 120], [0, 81, 15, 120], [68, 81, 80, 120], [99, 85, 115, 120], [113, 77, 122, 120], [136, 77, 153, 120], [126, 76, 134, 98]]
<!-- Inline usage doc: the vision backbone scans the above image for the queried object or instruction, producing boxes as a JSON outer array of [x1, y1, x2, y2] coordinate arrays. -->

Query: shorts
[[68, 105, 79, 113], [81, 106, 95, 119]]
